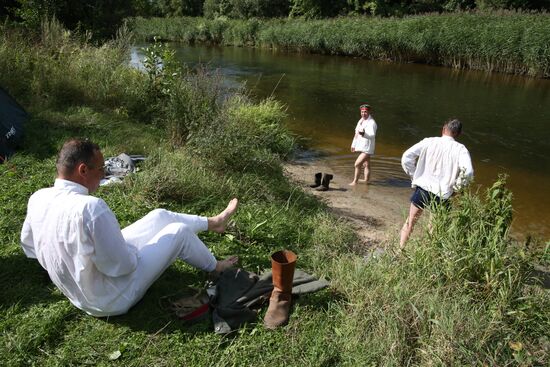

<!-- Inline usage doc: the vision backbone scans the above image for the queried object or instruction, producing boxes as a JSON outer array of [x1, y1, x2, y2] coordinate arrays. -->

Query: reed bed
[[131, 12, 550, 77]]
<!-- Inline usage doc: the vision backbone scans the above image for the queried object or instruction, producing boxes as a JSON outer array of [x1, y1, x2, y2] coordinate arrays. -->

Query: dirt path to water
[[284, 157, 411, 255]]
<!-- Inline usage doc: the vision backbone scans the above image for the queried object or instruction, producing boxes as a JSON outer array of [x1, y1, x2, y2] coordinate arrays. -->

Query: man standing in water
[[21, 138, 238, 316], [400, 118, 473, 247], [350, 104, 377, 185]]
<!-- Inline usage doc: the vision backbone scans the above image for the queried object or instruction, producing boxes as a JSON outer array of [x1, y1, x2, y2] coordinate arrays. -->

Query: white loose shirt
[[21, 179, 216, 317], [401, 136, 474, 199], [21, 179, 140, 315], [351, 116, 377, 154]]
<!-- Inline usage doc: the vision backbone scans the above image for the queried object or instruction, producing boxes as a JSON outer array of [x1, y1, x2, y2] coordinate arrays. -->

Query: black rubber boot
[[309, 172, 322, 188], [316, 173, 333, 191]]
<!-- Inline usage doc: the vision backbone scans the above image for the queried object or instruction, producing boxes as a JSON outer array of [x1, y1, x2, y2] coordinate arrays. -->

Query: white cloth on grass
[[401, 135, 474, 200], [20, 179, 216, 316], [351, 116, 377, 154]]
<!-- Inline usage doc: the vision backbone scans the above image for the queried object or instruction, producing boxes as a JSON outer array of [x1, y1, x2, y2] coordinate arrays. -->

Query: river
[[131, 44, 550, 240]]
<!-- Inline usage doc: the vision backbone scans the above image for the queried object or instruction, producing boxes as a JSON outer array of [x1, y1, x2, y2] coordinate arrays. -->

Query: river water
[[132, 44, 550, 240]]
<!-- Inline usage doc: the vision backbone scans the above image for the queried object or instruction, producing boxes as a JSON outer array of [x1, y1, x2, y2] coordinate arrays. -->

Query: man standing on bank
[[21, 138, 238, 317], [350, 104, 377, 185], [400, 118, 474, 248]]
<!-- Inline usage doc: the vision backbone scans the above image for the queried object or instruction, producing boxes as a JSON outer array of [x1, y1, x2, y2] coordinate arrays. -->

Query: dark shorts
[[410, 186, 449, 210]]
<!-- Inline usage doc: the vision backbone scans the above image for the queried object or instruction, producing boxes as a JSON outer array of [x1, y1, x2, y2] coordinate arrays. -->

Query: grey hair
[[56, 138, 100, 175], [443, 118, 462, 137]]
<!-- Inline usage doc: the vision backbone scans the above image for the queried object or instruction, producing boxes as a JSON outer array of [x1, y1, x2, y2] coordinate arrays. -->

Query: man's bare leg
[[359, 155, 371, 183], [208, 199, 239, 274], [400, 203, 423, 248], [208, 198, 238, 233], [349, 153, 368, 185]]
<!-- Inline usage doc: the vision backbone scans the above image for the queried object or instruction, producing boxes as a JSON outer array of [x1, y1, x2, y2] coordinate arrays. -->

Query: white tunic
[[20, 179, 216, 316], [401, 135, 474, 199], [351, 116, 377, 154]]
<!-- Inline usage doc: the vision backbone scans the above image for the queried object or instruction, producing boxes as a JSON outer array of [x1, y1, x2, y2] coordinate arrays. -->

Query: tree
[[204, 0, 290, 18]]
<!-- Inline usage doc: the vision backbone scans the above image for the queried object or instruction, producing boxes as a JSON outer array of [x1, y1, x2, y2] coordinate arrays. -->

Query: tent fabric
[[0, 87, 27, 161]]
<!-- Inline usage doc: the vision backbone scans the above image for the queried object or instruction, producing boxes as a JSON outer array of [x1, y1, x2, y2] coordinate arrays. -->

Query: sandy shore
[[284, 155, 413, 255]]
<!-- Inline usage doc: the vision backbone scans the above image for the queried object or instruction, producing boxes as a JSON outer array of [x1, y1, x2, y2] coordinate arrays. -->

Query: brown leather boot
[[264, 250, 297, 329]]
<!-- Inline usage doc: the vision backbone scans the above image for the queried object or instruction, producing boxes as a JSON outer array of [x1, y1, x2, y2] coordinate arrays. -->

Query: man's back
[[21, 179, 137, 316], [402, 135, 473, 199]]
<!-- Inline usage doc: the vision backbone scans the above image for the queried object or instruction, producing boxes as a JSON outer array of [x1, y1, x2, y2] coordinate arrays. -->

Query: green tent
[[0, 87, 27, 162]]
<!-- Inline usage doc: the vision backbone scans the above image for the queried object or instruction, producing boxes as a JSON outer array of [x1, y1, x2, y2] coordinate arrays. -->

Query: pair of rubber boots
[[310, 172, 333, 191], [264, 250, 297, 329]]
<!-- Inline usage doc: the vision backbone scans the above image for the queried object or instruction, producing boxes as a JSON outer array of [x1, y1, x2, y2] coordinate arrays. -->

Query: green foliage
[[7, 0, 136, 38], [320, 179, 550, 365], [477, 0, 550, 9], [131, 13, 550, 77], [418, 177, 517, 292], [154, 0, 205, 16], [203, 0, 290, 18], [290, 0, 349, 18], [187, 96, 294, 174], [141, 37, 182, 100]]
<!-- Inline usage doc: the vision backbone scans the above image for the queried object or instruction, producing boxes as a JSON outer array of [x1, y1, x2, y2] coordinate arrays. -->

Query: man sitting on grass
[[20, 138, 238, 317]]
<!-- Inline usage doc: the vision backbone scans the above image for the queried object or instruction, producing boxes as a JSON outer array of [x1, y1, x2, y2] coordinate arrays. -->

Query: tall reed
[[130, 12, 550, 77]]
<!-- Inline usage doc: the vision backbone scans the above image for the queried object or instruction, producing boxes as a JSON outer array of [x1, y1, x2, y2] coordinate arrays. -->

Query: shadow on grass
[[107, 264, 338, 337], [104, 266, 218, 336], [294, 287, 345, 313], [0, 252, 213, 336], [0, 253, 65, 310], [529, 265, 550, 289], [0, 258, 341, 342], [20, 114, 108, 161], [19, 104, 150, 162], [2, 254, 336, 338]]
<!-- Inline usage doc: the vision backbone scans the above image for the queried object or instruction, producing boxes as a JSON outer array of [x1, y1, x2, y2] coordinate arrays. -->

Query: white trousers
[[115, 209, 217, 313]]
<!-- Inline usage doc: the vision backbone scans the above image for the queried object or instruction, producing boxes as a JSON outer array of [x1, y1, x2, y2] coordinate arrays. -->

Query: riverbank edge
[[283, 158, 407, 253], [129, 12, 550, 78]]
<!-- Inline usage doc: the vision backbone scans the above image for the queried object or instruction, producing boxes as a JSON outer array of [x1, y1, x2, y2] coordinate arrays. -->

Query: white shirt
[[351, 116, 377, 154], [21, 179, 139, 315], [401, 135, 474, 199]]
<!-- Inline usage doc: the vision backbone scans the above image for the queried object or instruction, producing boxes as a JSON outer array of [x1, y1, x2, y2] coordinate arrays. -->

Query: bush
[[203, 0, 290, 18], [187, 96, 294, 174]]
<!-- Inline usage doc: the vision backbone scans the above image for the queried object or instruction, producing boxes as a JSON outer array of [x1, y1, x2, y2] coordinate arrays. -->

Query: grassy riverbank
[[1, 20, 549, 365], [130, 12, 550, 78]]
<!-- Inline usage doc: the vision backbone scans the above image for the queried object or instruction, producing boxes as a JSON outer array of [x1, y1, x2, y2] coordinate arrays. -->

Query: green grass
[[1, 20, 549, 366], [130, 11, 550, 78]]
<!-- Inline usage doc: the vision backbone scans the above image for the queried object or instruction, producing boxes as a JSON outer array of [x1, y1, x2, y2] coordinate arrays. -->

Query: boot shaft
[[271, 250, 297, 292], [309, 172, 322, 188], [264, 250, 297, 329]]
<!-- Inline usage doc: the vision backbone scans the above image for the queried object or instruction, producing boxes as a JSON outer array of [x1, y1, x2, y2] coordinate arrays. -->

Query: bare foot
[[215, 255, 238, 273], [348, 182, 357, 186], [208, 198, 238, 233], [358, 179, 367, 183]]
